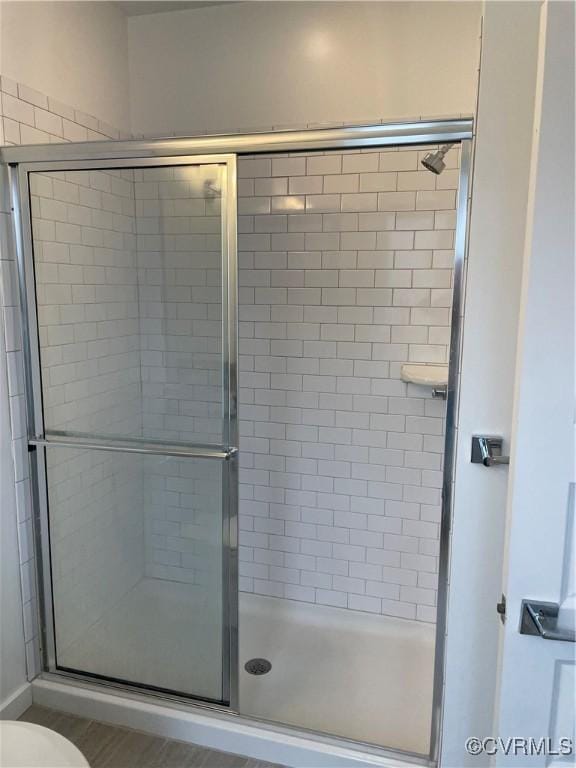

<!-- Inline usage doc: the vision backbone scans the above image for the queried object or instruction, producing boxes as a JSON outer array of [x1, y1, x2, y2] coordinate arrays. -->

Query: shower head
[[421, 143, 454, 175]]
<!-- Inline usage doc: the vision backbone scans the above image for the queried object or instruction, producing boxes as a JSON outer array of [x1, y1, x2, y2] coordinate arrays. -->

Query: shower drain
[[244, 658, 272, 675]]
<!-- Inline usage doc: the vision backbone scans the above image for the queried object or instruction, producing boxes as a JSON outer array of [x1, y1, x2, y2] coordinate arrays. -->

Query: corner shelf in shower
[[400, 364, 448, 388]]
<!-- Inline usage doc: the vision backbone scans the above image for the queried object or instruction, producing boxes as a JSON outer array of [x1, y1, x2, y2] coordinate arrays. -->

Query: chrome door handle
[[471, 435, 510, 466], [520, 600, 576, 642]]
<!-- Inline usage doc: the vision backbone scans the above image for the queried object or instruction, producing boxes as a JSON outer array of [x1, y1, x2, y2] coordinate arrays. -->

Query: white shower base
[[239, 593, 434, 756], [55, 579, 435, 757]]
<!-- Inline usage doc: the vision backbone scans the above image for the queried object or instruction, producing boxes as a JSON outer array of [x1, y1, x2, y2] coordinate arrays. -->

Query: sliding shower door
[[20, 156, 238, 705]]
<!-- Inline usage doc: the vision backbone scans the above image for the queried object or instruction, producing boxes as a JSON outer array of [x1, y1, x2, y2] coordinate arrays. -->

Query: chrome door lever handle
[[471, 435, 510, 466], [520, 600, 576, 642]]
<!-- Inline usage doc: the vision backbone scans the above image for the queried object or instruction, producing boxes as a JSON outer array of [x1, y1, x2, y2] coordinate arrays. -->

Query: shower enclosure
[[2, 119, 472, 764], [14, 154, 239, 707]]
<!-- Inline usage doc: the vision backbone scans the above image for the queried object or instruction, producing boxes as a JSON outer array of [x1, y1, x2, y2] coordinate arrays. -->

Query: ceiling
[[116, 1, 236, 16]]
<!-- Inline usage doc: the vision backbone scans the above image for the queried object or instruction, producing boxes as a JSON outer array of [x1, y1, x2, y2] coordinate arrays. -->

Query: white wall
[[494, 1, 574, 758], [440, 2, 542, 765], [128, 1, 481, 136], [0, 320, 28, 713], [0, 1, 131, 132]]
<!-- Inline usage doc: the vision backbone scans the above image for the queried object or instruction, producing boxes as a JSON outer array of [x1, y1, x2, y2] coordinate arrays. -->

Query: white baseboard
[[32, 678, 417, 768], [0, 682, 33, 720]]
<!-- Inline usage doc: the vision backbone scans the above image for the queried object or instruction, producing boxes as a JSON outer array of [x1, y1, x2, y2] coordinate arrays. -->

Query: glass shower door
[[23, 157, 237, 705]]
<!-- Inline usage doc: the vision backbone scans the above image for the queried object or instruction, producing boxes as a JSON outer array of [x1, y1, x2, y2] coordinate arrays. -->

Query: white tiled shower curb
[[31, 678, 425, 768]]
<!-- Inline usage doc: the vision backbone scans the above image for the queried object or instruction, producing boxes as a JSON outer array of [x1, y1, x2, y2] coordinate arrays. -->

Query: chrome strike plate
[[471, 435, 510, 467]]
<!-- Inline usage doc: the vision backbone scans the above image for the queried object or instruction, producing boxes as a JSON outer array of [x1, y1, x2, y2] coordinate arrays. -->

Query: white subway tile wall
[[135, 164, 223, 446], [1, 78, 226, 671], [31, 169, 226, 615], [0, 76, 130, 146], [134, 166, 225, 585], [29, 167, 147, 651], [46, 446, 144, 654], [142, 454, 223, 600], [30, 168, 142, 438], [237, 147, 459, 621], [1, 74, 461, 689], [0, 75, 131, 678]]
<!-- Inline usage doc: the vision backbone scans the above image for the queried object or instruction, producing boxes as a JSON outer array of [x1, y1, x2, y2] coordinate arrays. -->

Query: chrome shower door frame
[[8, 152, 239, 709], [2, 119, 474, 765]]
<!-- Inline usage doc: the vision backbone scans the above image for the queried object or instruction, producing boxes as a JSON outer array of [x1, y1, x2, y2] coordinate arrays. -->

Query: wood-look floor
[[19, 706, 282, 768]]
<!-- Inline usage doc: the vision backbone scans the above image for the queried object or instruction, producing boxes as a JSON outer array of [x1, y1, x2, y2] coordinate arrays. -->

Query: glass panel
[[46, 445, 224, 702], [29, 164, 224, 444]]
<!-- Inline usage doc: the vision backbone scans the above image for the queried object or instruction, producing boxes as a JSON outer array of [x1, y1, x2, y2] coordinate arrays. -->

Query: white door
[[493, 2, 575, 766]]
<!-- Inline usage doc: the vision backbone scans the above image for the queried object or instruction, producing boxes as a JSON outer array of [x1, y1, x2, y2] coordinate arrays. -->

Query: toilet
[[0, 721, 89, 767]]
